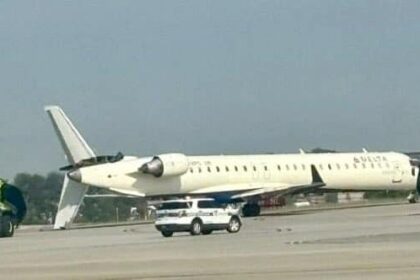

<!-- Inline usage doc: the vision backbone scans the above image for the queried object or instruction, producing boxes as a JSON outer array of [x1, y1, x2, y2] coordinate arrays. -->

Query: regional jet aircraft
[[45, 106, 419, 229]]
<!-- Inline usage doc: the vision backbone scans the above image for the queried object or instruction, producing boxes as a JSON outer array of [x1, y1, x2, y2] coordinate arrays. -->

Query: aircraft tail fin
[[45, 106, 95, 164], [45, 106, 95, 229]]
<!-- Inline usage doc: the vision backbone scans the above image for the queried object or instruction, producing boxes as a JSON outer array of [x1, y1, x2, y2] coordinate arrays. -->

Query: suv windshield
[[158, 202, 191, 210]]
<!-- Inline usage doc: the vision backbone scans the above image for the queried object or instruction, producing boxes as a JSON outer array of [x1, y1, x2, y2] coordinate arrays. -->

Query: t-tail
[[45, 106, 95, 229]]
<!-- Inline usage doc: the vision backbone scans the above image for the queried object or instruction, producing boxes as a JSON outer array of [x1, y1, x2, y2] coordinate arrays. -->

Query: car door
[[197, 200, 216, 225]]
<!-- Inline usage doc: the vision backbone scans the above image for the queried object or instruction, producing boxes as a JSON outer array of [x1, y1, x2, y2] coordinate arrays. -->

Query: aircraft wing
[[191, 165, 325, 200], [232, 165, 325, 199], [231, 182, 324, 199]]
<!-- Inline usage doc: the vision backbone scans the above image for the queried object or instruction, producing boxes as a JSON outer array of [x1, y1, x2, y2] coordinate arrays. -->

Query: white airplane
[[45, 106, 419, 229]]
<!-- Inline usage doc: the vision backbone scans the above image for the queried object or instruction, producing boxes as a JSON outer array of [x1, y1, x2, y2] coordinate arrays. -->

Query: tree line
[[13, 172, 141, 225]]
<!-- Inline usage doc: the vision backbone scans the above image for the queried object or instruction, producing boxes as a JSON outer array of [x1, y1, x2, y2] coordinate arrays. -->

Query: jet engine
[[139, 153, 189, 178]]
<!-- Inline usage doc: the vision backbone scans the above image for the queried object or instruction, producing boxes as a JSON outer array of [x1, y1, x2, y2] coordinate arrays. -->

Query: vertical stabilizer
[[45, 106, 95, 229], [45, 106, 95, 163]]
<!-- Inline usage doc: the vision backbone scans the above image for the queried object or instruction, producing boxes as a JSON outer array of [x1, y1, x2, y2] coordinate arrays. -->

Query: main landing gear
[[242, 203, 261, 217], [407, 192, 418, 204]]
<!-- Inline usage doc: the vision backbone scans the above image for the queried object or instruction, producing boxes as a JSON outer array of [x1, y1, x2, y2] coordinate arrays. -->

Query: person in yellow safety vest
[[0, 178, 5, 201], [0, 178, 10, 211]]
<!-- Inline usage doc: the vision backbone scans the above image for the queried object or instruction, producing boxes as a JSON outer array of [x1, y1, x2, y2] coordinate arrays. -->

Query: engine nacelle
[[139, 153, 189, 178]]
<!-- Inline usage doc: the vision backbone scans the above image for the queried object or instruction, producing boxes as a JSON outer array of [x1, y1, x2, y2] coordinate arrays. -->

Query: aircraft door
[[392, 162, 403, 183], [262, 164, 271, 180]]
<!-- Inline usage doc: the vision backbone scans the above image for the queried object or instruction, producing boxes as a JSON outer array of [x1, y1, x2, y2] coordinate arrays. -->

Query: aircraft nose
[[68, 170, 82, 182]]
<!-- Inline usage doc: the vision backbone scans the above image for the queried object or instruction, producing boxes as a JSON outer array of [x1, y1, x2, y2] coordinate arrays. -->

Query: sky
[[1, 0, 420, 178]]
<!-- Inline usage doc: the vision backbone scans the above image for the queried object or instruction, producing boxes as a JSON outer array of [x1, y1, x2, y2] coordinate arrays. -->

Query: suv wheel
[[227, 216, 241, 233], [161, 231, 173, 238], [0, 215, 14, 238], [190, 219, 202, 235]]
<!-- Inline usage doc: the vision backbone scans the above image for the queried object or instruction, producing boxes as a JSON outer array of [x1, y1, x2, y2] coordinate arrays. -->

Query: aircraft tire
[[242, 204, 261, 217], [161, 231, 173, 238], [202, 229, 212, 235]]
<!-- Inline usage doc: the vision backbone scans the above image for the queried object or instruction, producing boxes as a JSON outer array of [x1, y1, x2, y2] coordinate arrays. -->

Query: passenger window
[[301, 164, 306, 170], [235, 166, 238, 172], [190, 168, 194, 173], [277, 165, 281, 171], [264, 166, 268, 171], [345, 163, 349, 169], [253, 166, 257, 172], [353, 164, 358, 169], [293, 164, 297, 170], [198, 167, 202, 173], [378, 163, 382, 168], [243, 166, 247, 172], [207, 167, 211, 172], [216, 166, 220, 172], [336, 164, 340, 170], [371, 163, 375, 169], [286, 165, 290, 170], [225, 166, 229, 172], [328, 164, 332, 170], [198, 200, 220, 209], [362, 163, 366, 169]]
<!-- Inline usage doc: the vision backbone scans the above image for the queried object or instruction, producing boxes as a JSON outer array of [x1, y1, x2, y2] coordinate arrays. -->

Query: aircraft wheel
[[242, 204, 261, 217], [407, 192, 418, 204], [161, 231, 173, 238], [202, 230, 213, 235]]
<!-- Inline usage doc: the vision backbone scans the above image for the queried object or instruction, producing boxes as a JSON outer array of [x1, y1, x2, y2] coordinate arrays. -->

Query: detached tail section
[[45, 106, 95, 229]]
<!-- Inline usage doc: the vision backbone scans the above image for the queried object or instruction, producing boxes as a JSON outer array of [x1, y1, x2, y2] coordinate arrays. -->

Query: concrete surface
[[2, 203, 420, 279]]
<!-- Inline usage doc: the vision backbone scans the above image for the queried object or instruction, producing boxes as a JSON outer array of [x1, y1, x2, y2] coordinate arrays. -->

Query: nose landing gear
[[407, 192, 418, 204]]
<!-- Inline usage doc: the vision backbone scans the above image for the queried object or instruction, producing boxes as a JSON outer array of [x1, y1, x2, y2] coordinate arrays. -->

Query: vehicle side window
[[198, 201, 221, 209], [158, 202, 190, 210]]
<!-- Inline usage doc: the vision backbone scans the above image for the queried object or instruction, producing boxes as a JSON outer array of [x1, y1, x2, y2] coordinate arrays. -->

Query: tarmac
[[2, 203, 420, 280]]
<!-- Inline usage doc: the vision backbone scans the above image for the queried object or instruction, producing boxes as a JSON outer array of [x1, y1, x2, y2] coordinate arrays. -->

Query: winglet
[[311, 165, 324, 184]]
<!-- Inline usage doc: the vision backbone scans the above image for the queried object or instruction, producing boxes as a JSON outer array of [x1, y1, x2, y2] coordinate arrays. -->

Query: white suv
[[154, 198, 242, 237]]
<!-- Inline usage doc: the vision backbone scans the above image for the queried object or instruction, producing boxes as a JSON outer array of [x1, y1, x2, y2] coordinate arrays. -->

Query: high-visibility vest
[[0, 180, 6, 202]]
